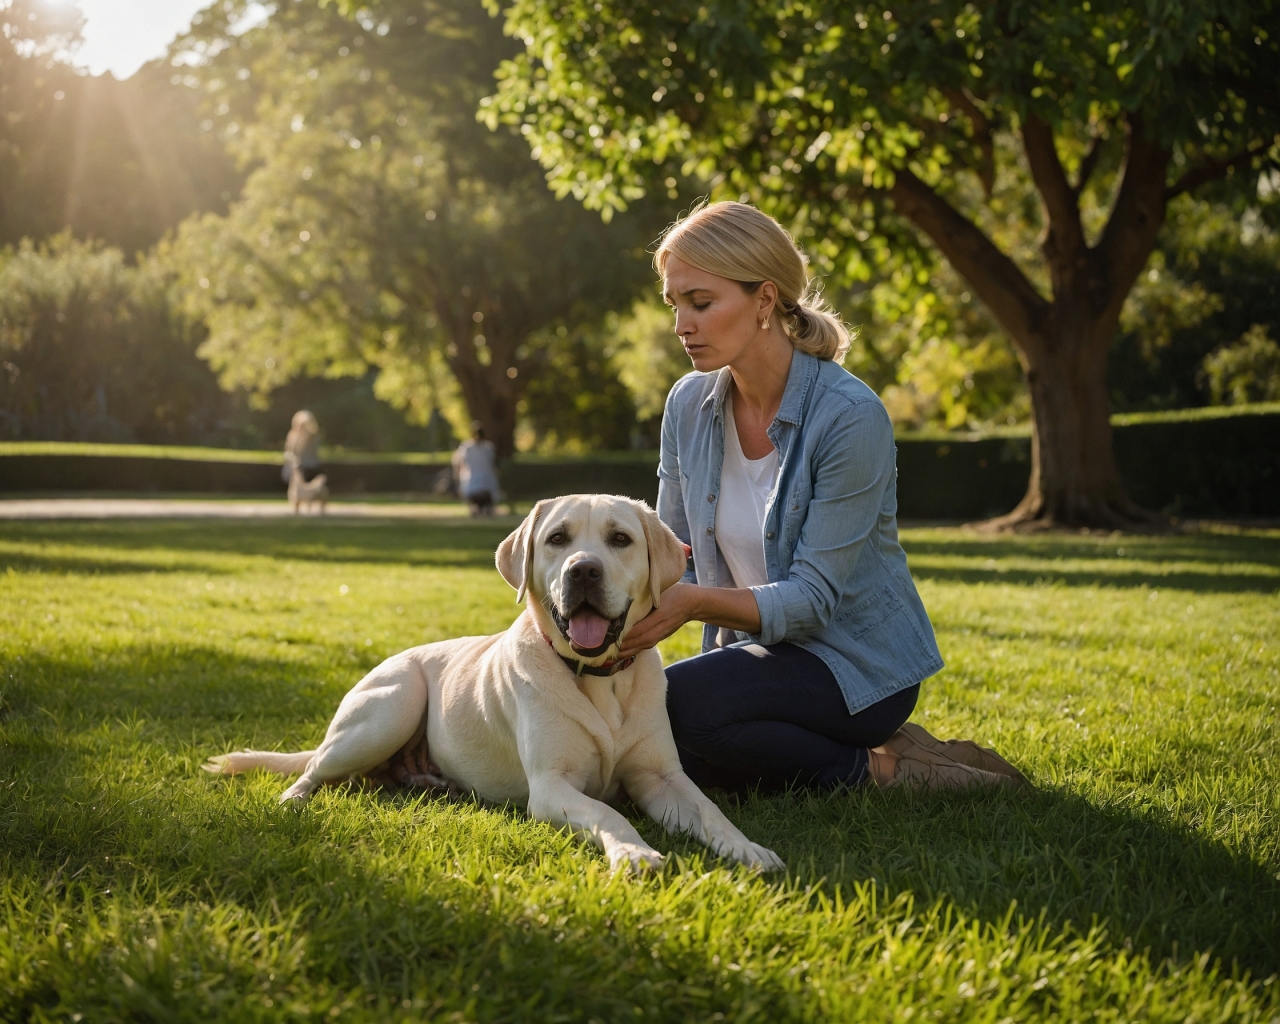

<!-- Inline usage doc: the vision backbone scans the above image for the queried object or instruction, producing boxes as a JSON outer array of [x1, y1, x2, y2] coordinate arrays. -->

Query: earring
[[760, 319, 771, 330]]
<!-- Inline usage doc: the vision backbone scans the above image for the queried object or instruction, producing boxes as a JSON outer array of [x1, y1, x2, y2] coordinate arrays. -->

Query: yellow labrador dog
[[205, 495, 783, 874]]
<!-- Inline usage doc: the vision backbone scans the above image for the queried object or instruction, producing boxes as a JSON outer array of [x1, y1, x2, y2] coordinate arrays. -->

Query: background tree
[[0, 235, 230, 441], [1111, 191, 1280, 411], [172, 0, 659, 456], [487, 0, 1280, 526]]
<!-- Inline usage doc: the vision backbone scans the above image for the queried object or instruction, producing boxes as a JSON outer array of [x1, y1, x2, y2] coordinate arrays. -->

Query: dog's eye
[[610, 532, 632, 547], [547, 530, 568, 546]]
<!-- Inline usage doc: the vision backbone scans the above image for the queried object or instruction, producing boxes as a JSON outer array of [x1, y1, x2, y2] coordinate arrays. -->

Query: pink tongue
[[567, 610, 610, 650]]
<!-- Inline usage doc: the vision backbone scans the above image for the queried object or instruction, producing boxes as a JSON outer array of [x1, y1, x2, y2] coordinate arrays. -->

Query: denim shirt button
[[706, 526, 714, 535], [766, 530, 775, 540], [707, 493, 716, 502]]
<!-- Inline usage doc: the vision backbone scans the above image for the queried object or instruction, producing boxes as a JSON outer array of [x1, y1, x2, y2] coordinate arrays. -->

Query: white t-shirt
[[715, 394, 779, 590]]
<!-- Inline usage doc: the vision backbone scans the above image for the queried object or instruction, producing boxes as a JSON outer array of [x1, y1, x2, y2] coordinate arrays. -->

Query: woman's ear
[[758, 279, 778, 323], [495, 500, 546, 602], [635, 500, 689, 609]]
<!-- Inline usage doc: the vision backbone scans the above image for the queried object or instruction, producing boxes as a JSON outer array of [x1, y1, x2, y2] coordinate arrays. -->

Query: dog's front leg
[[623, 766, 784, 872], [526, 771, 664, 873]]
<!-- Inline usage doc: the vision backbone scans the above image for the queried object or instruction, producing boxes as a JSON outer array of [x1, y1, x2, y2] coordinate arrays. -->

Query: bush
[[1199, 325, 1280, 406]]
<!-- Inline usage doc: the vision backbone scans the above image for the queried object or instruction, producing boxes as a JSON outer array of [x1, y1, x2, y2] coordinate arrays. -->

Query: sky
[[68, 0, 212, 78]]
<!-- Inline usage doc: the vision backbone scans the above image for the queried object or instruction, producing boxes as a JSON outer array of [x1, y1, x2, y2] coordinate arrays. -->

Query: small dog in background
[[283, 452, 328, 514]]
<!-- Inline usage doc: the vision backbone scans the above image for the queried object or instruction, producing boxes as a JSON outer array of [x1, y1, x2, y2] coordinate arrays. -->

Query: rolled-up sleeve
[[656, 389, 697, 584], [749, 400, 894, 645]]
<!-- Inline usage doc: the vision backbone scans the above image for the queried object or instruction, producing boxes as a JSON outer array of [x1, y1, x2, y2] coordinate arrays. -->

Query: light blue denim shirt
[[657, 349, 944, 714]]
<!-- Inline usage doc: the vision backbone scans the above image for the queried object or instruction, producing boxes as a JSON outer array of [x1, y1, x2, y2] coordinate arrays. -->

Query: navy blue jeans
[[665, 642, 919, 794]]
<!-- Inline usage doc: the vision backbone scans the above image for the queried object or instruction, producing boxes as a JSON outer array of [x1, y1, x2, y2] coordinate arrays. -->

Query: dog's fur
[[204, 495, 782, 873], [283, 452, 328, 514]]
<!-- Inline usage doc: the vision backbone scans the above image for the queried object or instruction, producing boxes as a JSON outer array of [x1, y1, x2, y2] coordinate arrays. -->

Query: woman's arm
[[617, 582, 760, 658], [749, 399, 895, 644], [655, 387, 694, 581]]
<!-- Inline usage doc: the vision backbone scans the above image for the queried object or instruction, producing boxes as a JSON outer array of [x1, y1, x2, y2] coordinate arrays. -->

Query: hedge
[[2, 404, 1277, 518]]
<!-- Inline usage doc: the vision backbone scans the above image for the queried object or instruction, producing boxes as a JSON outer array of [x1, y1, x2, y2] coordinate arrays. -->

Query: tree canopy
[[171, 0, 662, 455]]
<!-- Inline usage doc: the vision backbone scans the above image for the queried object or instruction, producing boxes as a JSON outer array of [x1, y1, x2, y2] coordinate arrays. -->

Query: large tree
[[485, 0, 1280, 526], [172, 0, 656, 455]]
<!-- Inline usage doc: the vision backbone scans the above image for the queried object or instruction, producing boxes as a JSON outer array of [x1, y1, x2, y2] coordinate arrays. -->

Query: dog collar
[[541, 631, 635, 677]]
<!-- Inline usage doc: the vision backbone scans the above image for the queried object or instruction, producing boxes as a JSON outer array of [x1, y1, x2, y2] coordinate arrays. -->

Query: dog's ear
[[635, 500, 688, 609], [496, 500, 546, 603]]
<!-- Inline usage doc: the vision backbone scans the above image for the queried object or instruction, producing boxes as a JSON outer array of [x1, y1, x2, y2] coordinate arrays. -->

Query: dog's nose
[[567, 557, 603, 584]]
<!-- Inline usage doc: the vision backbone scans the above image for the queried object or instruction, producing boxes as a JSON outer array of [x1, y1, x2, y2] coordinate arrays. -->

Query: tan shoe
[[871, 729, 1016, 792], [897, 722, 1031, 790]]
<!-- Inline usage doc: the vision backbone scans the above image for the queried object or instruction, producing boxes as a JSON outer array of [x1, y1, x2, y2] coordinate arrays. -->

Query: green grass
[[1, 519, 1277, 1022]]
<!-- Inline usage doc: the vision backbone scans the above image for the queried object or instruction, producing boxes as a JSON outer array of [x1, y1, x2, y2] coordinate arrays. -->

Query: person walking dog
[[617, 201, 1026, 793], [282, 410, 323, 484]]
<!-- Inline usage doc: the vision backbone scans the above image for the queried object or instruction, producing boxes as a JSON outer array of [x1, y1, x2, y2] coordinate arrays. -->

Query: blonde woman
[[618, 202, 1022, 792], [283, 410, 323, 483]]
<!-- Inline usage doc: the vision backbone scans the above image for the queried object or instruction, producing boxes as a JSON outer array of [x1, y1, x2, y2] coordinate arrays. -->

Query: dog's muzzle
[[549, 599, 632, 658]]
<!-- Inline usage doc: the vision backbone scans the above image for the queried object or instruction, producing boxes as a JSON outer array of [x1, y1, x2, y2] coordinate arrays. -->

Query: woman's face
[[662, 255, 775, 373]]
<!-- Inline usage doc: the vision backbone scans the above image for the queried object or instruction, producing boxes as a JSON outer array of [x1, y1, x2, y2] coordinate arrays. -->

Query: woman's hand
[[617, 579, 763, 658], [617, 583, 703, 658]]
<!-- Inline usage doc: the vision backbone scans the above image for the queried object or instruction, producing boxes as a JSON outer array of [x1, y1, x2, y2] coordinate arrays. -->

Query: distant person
[[452, 422, 499, 516], [282, 410, 322, 484]]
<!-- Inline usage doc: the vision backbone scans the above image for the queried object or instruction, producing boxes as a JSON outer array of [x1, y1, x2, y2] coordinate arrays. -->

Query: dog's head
[[496, 495, 688, 663]]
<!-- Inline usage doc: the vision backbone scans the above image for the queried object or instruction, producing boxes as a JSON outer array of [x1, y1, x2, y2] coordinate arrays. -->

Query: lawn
[[0, 516, 1277, 1022]]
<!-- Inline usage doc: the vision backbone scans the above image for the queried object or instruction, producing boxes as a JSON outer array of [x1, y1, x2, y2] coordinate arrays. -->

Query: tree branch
[[1095, 112, 1170, 336], [1074, 134, 1104, 194], [1166, 142, 1269, 200], [1021, 114, 1088, 287], [944, 88, 995, 195], [887, 166, 1049, 358]]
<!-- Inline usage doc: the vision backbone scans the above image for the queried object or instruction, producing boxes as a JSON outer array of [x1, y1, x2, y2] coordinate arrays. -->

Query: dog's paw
[[201, 755, 230, 775], [278, 780, 314, 803], [715, 838, 785, 873], [609, 842, 665, 874], [740, 842, 786, 872]]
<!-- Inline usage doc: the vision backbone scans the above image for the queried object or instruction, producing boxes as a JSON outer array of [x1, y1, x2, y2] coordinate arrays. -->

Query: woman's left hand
[[617, 582, 702, 658]]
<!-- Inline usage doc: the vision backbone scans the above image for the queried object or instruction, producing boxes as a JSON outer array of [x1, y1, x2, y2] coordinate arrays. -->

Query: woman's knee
[[663, 659, 725, 745]]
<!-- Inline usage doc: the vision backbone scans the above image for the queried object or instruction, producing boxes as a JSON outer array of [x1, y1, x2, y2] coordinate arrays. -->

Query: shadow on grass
[[713, 784, 1280, 979], [3, 748, 1277, 1021], [2, 644, 352, 730], [2, 642, 1277, 1001], [0, 519, 513, 574], [902, 531, 1280, 594]]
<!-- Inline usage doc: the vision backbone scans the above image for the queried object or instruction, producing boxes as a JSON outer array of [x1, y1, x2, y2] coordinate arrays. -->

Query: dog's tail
[[203, 749, 316, 777]]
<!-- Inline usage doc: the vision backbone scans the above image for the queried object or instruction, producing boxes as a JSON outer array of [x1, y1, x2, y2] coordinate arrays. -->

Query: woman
[[283, 410, 323, 483], [617, 202, 1021, 792]]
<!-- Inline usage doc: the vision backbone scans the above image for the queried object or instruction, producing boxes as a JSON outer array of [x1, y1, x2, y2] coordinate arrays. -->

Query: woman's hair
[[290, 410, 319, 434], [653, 201, 850, 362]]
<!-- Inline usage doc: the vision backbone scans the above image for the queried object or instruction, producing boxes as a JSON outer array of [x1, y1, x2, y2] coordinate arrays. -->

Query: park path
[[0, 498, 493, 520]]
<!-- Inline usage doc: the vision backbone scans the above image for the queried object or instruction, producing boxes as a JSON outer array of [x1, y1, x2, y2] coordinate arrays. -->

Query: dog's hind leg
[[279, 660, 429, 803]]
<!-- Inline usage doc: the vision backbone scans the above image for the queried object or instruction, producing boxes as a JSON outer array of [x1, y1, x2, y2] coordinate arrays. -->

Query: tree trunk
[[434, 294, 524, 458], [887, 113, 1172, 531], [448, 356, 519, 458], [988, 322, 1152, 530]]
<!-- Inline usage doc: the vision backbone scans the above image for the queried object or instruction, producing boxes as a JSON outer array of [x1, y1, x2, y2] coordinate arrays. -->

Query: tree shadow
[[0, 519, 510, 572], [902, 531, 1280, 594], [4, 640, 1277, 986], [2, 643, 347, 731], [5, 741, 1278, 1020], [699, 783, 1280, 980]]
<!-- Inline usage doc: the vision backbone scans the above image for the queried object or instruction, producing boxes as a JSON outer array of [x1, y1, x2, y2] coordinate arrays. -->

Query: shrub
[[1200, 325, 1280, 406]]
